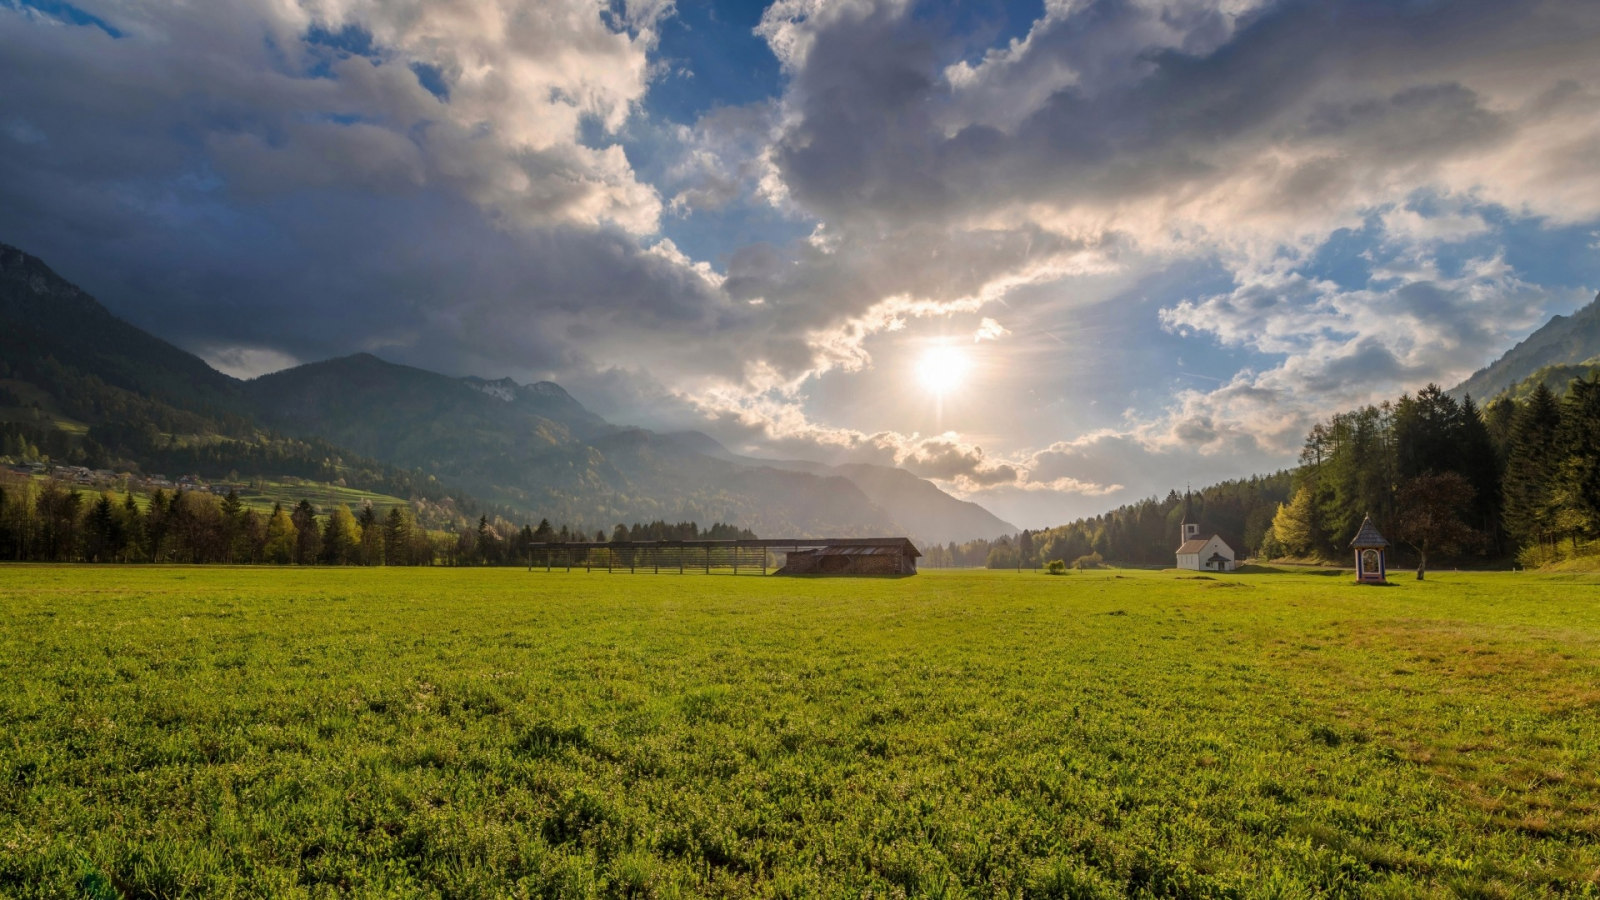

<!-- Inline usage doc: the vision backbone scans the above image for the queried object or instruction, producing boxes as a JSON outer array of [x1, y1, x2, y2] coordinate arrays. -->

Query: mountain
[[1451, 293, 1600, 400], [1, 242, 1012, 541], [666, 431, 1018, 544], [1484, 360, 1600, 404], [246, 355, 909, 537], [0, 243, 241, 414], [0, 244, 454, 506], [831, 463, 1017, 545]]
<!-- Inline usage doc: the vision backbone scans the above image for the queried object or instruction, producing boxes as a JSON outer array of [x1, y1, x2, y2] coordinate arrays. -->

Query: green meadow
[[1, 567, 1597, 898]]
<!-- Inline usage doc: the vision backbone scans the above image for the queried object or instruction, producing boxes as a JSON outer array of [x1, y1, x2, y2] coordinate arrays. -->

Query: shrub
[[1045, 559, 1068, 575], [1071, 552, 1104, 570]]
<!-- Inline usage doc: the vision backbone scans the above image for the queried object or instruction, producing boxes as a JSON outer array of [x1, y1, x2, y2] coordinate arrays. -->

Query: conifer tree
[[356, 503, 381, 565], [1553, 375, 1600, 544], [1503, 382, 1563, 547], [85, 492, 120, 562], [220, 488, 245, 563], [382, 507, 409, 565], [322, 505, 361, 565], [121, 493, 146, 562], [1457, 395, 1503, 550], [291, 500, 321, 564]]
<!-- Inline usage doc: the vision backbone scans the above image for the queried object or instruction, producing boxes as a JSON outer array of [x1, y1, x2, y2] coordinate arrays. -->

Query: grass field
[[1, 566, 1597, 898]]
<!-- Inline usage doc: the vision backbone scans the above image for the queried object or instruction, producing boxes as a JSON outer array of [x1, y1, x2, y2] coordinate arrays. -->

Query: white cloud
[[973, 317, 1008, 342], [199, 345, 302, 380]]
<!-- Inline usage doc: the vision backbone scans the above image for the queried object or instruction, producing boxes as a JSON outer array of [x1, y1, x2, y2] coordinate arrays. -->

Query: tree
[[357, 503, 382, 565], [475, 515, 500, 565], [291, 500, 321, 565], [1502, 382, 1562, 549], [265, 503, 297, 564], [220, 488, 245, 563], [1552, 375, 1600, 547], [239, 509, 267, 563], [1271, 485, 1317, 557], [120, 492, 146, 562], [1457, 395, 1503, 551], [85, 492, 121, 562], [382, 507, 409, 565], [1393, 385, 1462, 482], [323, 505, 361, 565], [1394, 472, 1482, 580], [1017, 530, 1034, 570]]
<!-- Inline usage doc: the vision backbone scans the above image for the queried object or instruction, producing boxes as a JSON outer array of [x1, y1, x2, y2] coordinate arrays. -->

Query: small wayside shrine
[[1350, 515, 1389, 584]]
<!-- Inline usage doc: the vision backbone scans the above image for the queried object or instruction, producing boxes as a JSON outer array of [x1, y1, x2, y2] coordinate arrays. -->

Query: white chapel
[[1175, 496, 1237, 572]]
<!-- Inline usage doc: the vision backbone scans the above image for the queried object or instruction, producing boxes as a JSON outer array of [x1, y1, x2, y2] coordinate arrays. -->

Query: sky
[[3, 0, 1599, 529]]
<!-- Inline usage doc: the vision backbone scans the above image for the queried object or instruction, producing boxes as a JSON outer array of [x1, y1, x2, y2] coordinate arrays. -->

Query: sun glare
[[916, 345, 972, 395]]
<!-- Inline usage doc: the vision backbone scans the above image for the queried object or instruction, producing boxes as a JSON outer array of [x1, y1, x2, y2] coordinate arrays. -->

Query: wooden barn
[[775, 538, 921, 576]]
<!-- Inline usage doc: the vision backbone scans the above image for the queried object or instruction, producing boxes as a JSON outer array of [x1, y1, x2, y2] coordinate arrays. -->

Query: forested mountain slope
[[1452, 293, 1600, 400], [1, 242, 1007, 541], [0, 244, 450, 504]]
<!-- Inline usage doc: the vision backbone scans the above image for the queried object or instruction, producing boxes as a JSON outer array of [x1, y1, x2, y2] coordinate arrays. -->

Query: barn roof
[[787, 538, 921, 557], [1349, 515, 1389, 548]]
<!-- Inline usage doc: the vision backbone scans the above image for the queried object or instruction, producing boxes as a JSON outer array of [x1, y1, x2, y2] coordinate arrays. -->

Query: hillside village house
[[1174, 501, 1238, 572]]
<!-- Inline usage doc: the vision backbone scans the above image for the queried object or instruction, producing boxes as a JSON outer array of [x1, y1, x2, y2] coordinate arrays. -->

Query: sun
[[916, 345, 972, 395]]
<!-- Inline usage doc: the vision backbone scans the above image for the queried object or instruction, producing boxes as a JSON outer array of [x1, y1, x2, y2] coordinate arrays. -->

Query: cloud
[[4, 0, 1600, 532], [0, 0, 666, 233], [973, 317, 1008, 341], [198, 345, 303, 380], [1156, 254, 1584, 455]]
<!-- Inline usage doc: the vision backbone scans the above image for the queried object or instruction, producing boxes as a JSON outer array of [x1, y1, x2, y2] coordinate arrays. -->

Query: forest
[[1026, 377, 1600, 572], [8, 374, 1600, 572], [0, 476, 754, 567]]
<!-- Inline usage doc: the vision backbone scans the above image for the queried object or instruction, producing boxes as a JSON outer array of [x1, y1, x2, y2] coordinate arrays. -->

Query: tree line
[[1026, 474, 1295, 570], [1023, 376, 1600, 573], [1269, 379, 1600, 570], [0, 478, 759, 566], [452, 516, 756, 566]]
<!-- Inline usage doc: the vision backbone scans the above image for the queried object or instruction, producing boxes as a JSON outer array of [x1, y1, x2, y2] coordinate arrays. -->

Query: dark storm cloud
[[756, 0, 1598, 237]]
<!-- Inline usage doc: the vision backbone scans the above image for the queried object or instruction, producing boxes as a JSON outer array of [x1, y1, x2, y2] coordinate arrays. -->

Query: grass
[[14, 479, 412, 517], [1, 566, 1597, 898], [229, 481, 409, 515]]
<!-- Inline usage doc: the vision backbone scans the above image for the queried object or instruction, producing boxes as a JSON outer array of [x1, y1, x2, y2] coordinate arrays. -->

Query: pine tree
[[475, 515, 500, 565], [383, 507, 409, 565], [1503, 382, 1563, 548], [85, 493, 119, 562], [1553, 375, 1600, 544], [220, 488, 245, 563], [121, 493, 146, 562], [291, 500, 321, 565], [357, 503, 381, 565], [323, 505, 361, 565], [1393, 385, 1463, 481], [1457, 395, 1503, 552]]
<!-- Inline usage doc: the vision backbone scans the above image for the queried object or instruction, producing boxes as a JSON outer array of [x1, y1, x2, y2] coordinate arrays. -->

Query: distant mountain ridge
[[0, 241, 1015, 543], [1451, 293, 1600, 400], [665, 431, 1017, 546]]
